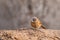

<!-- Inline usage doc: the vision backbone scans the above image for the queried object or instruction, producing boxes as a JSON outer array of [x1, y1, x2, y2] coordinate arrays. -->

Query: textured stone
[[0, 29, 60, 40]]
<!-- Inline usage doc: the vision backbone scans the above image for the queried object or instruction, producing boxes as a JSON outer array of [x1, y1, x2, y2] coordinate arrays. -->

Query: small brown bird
[[31, 17, 46, 29]]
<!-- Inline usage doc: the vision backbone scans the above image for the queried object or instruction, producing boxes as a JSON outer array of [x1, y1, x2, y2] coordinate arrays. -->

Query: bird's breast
[[31, 22, 37, 28]]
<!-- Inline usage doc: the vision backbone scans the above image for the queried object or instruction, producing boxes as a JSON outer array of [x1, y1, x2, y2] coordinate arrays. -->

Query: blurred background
[[0, 0, 60, 30]]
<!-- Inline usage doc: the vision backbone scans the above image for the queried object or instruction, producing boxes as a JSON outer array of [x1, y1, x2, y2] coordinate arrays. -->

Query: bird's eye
[[33, 18, 36, 21]]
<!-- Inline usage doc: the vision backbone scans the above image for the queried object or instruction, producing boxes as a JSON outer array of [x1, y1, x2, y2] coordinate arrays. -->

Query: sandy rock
[[0, 29, 60, 40]]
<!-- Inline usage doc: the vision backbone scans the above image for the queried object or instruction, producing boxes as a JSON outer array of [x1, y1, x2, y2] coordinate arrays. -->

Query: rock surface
[[0, 29, 60, 40]]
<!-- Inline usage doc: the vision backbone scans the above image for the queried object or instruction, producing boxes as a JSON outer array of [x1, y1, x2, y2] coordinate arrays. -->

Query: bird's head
[[31, 16, 38, 22]]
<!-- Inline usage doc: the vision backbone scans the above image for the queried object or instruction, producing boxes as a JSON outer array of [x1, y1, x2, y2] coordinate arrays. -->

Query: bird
[[31, 16, 46, 29]]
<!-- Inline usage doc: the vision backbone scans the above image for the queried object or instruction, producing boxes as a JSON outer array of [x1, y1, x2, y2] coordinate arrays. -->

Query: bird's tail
[[41, 25, 46, 29]]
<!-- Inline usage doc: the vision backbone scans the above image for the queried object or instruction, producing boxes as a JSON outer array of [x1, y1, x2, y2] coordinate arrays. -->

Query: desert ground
[[0, 28, 60, 40]]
